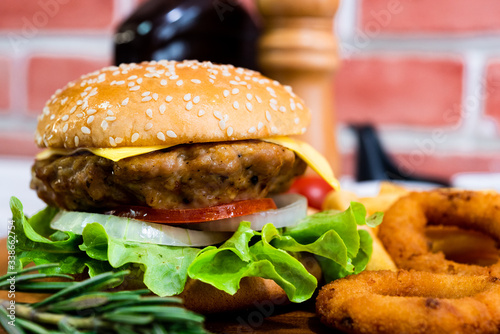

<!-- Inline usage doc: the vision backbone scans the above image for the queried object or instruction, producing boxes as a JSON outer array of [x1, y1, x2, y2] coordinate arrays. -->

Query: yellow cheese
[[36, 137, 339, 189], [263, 136, 340, 190], [36, 145, 174, 162]]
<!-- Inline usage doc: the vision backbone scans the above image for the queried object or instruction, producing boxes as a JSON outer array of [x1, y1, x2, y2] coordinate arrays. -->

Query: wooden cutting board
[[0, 238, 337, 333]]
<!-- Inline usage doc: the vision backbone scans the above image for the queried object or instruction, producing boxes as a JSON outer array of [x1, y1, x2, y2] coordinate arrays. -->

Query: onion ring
[[378, 189, 500, 276], [316, 270, 500, 334]]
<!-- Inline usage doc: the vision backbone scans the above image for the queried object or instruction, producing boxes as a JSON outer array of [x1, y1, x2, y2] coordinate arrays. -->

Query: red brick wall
[[335, 0, 500, 181], [1, 0, 499, 183]]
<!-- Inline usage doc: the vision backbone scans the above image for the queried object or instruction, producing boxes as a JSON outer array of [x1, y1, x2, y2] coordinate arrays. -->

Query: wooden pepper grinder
[[257, 0, 340, 175]]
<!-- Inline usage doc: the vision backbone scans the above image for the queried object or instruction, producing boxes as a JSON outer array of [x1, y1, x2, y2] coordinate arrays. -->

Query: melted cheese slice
[[263, 137, 340, 190], [36, 137, 339, 190]]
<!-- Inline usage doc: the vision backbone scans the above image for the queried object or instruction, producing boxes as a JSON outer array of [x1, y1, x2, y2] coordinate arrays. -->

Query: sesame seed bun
[[35, 60, 311, 149]]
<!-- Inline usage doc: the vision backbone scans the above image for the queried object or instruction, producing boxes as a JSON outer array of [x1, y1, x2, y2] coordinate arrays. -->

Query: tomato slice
[[107, 198, 277, 224]]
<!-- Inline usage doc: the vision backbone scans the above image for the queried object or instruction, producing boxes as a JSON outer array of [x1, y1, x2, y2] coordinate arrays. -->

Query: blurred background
[[1, 0, 500, 230]]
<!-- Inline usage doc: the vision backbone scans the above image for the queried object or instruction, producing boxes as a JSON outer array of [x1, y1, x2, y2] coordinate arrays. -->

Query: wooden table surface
[[0, 238, 337, 333]]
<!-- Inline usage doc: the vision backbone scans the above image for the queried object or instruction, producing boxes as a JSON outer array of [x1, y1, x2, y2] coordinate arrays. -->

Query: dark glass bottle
[[114, 0, 260, 70]]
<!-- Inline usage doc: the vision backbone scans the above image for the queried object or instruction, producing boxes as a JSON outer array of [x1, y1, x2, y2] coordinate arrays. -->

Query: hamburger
[[11, 60, 378, 313]]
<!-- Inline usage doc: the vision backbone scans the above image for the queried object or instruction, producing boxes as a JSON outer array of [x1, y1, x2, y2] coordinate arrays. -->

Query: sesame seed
[[115, 137, 123, 144], [290, 102, 296, 111], [50, 114, 55, 120], [209, 74, 216, 80], [184, 101, 193, 110], [271, 126, 278, 133], [248, 127, 256, 134], [258, 122, 264, 130], [88, 90, 98, 97], [198, 109, 205, 116], [62, 115, 69, 121], [256, 95, 262, 103], [131, 133, 140, 143], [270, 104, 278, 111], [297, 103, 303, 110], [128, 82, 136, 87], [233, 101, 239, 109], [223, 114, 229, 122], [76, 113, 83, 118], [214, 110, 223, 120], [235, 76, 241, 81], [76, 100, 83, 105], [227, 127, 233, 136], [146, 109, 153, 118], [301, 127, 307, 133], [193, 96, 200, 104], [81, 126, 91, 134], [109, 137, 116, 147], [130, 86, 140, 91], [116, 80, 125, 85], [219, 120, 226, 130], [176, 80, 183, 86], [294, 117, 300, 124], [61, 97, 68, 105], [209, 79, 215, 84], [170, 75, 179, 80], [230, 80, 239, 85], [270, 98, 278, 105], [87, 116, 94, 124], [161, 80, 167, 86], [107, 110, 114, 116], [142, 96, 152, 102], [101, 120, 109, 130], [152, 93, 158, 101], [191, 79, 201, 84], [157, 132, 166, 141], [166, 96, 173, 102], [232, 88, 239, 95], [159, 104, 166, 114], [106, 116, 116, 121], [145, 123, 153, 130], [166, 130, 177, 138], [184, 93, 192, 101], [266, 110, 272, 121], [246, 102, 253, 111], [279, 106, 286, 112], [223, 90, 230, 97], [63, 124, 69, 133], [128, 75, 138, 80], [246, 93, 253, 101], [74, 136, 79, 146], [142, 91, 151, 96]]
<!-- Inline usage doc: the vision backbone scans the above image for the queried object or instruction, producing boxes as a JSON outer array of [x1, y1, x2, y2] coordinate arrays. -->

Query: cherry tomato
[[106, 198, 277, 224], [287, 176, 333, 210]]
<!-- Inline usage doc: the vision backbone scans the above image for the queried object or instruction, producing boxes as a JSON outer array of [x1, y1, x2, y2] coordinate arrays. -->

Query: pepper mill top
[[257, 0, 340, 72]]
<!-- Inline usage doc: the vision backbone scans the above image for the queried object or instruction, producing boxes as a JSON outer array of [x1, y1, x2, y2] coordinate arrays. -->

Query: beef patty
[[31, 140, 307, 211]]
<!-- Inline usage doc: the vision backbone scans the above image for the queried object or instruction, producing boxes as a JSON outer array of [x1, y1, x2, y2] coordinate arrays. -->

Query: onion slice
[[184, 193, 308, 232], [50, 211, 232, 247]]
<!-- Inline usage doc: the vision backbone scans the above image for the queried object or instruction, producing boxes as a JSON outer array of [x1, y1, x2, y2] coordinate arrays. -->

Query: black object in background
[[114, 0, 260, 70], [353, 124, 450, 186]]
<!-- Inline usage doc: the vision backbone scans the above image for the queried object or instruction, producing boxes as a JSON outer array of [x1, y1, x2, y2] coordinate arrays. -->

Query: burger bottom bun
[[180, 277, 290, 314]]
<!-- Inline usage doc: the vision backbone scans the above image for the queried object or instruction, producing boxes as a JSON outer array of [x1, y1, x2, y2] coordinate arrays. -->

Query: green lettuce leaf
[[188, 222, 317, 303], [10, 197, 95, 275], [80, 223, 200, 296], [11, 196, 382, 303]]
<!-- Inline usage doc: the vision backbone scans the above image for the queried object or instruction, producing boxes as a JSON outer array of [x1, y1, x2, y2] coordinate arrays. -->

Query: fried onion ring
[[316, 270, 500, 334], [378, 189, 500, 276]]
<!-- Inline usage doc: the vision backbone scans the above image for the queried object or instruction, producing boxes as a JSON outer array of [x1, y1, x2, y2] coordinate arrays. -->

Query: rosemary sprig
[[0, 264, 210, 334]]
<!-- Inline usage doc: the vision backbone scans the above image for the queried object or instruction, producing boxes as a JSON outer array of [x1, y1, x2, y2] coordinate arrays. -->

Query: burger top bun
[[35, 60, 311, 149]]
